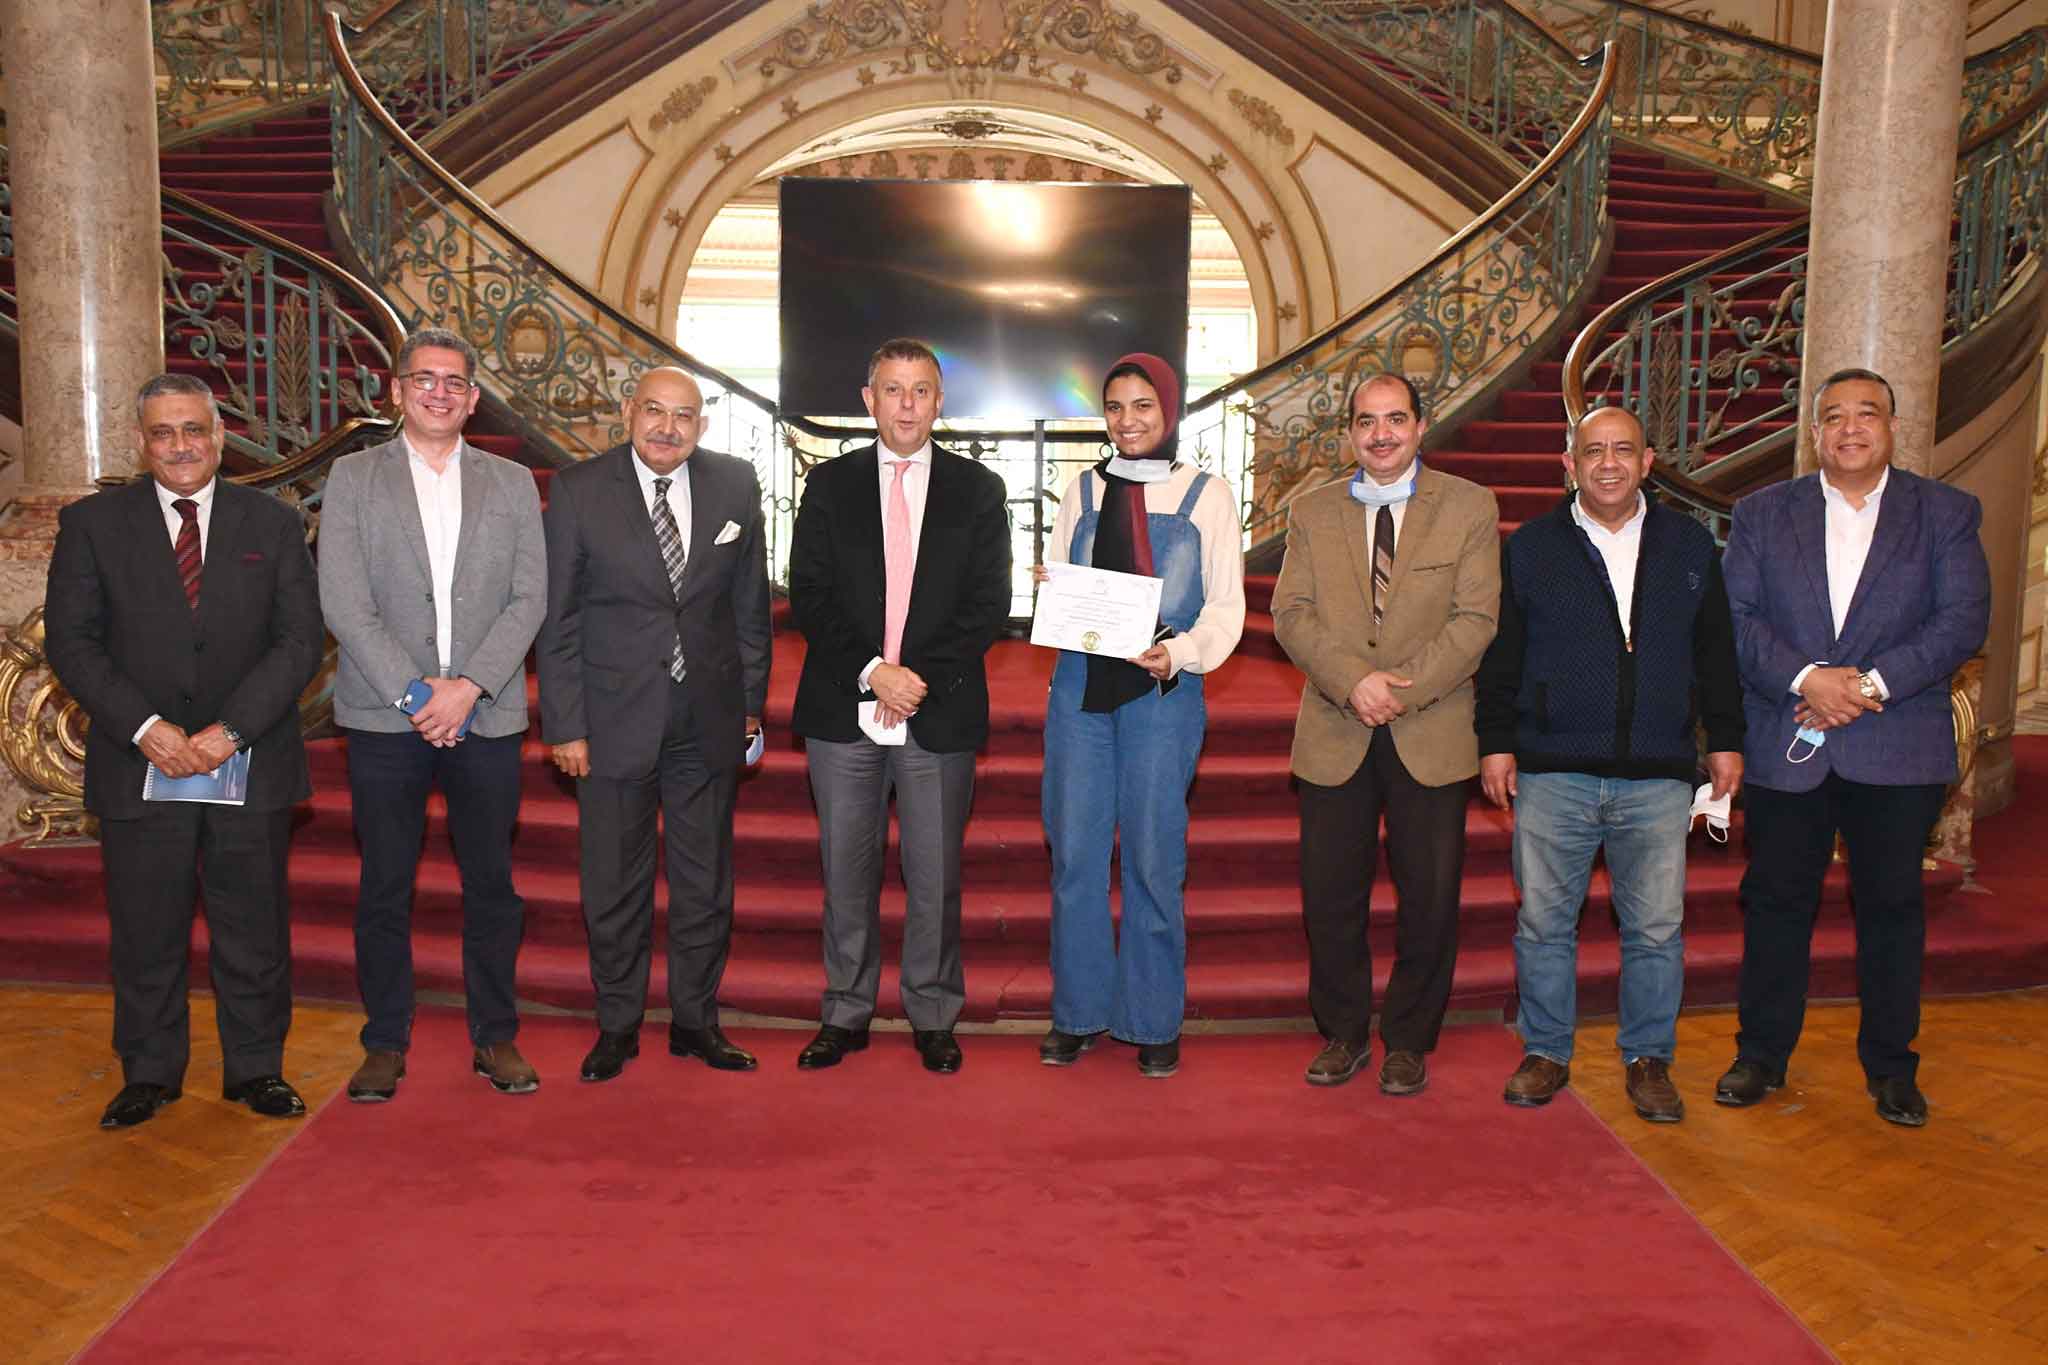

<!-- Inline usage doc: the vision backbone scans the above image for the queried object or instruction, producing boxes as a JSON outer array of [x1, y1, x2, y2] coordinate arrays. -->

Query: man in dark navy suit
[[44, 373, 324, 1128], [1717, 368, 1991, 1127], [785, 338, 1011, 1074]]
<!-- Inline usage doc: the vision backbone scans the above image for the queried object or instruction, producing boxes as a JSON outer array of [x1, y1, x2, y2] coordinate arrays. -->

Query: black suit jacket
[[43, 478, 324, 819], [787, 442, 1011, 752], [537, 443, 773, 776]]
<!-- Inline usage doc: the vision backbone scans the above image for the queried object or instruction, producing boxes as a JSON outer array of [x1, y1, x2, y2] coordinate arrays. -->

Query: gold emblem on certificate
[[1081, 630, 1101, 652], [1029, 562, 1165, 658]]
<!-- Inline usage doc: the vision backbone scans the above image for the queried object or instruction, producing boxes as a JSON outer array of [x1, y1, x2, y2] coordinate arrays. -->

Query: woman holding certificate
[[1036, 353, 1245, 1077]]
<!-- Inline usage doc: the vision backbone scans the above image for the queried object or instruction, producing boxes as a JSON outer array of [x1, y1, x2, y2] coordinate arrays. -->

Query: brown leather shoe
[[1625, 1057, 1685, 1123], [1378, 1049, 1428, 1096], [1503, 1054, 1570, 1107], [1304, 1038, 1369, 1086], [347, 1050, 405, 1103], [472, 1042, 539, 1094]]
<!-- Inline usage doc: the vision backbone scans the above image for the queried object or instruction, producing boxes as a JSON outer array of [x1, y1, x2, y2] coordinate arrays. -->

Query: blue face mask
[[1349, 461, 1419, 507], [1786, 726, 1827, 763]]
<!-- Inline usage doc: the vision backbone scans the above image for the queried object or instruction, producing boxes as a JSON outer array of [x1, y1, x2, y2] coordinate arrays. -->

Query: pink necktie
[[883, 458, 914, 664]]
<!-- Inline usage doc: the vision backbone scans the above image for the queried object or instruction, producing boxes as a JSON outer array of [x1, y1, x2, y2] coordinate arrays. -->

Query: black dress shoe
[[1869, 1074, 1929, 1127], [1713, 1058, 1786, 1107], [100, 1082, 180, 1129], [914, 1028, 963, 1074], [223, 1075, 307, 1118], [580, 1030, 640, 1083], [1039, 1028, 1099, 1066], [1137, 1039, 1180, 1078], [797, 1024, 870, 1070], [669, 1023, 757, 1072]]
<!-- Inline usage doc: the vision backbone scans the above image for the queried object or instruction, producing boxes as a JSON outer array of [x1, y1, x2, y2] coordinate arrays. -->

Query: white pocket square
[[713, 519, 742, 546]]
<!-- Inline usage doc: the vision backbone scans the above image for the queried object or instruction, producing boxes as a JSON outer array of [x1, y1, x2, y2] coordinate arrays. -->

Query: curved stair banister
[[1183, 40, 1618, 554], [1561, 68, 2048, 537]]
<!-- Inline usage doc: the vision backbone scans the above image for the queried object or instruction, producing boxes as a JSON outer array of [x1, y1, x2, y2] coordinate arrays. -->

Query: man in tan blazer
[[1272, 373, 1500, 1095]]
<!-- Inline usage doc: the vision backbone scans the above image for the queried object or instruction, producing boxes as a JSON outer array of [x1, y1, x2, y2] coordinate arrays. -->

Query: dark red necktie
[[173, 498, 202, 612]]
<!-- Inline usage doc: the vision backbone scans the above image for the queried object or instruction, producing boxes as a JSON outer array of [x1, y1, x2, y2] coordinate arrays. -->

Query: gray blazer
[[318, 435, 548, 736]]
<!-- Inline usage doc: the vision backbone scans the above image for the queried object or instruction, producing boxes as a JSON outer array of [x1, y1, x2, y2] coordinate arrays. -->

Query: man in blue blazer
[[1717, 368, 1990, 1126]]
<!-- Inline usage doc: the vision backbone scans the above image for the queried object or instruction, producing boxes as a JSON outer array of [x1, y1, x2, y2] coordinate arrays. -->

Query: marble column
[[1798, 0, 1966, 473], [0, 0, 163, 838]]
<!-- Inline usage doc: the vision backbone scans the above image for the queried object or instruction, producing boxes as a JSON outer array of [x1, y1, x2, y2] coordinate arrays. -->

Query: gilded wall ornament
[[649, 76, 719, 133], [0, 607, 90, 846], [1205, 153, 1229, 175], [1276, 302, 1298, 323], [756, 1, 1183, 88], [1227, 89, 1294, 147], [663, 208, 685, 228]]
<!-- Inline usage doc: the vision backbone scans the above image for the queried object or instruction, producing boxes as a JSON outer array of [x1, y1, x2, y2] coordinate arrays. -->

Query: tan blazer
[[1272, 466, 1501, 788]]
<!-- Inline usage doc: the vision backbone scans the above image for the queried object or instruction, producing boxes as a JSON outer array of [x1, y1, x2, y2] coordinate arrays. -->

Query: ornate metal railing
[[1259, 0, 1589, 167], [0, 140, 403, 468], [1563, 58, 2048, 537], [1191, 42, 1616, 548], [151, 0, 648, 141]]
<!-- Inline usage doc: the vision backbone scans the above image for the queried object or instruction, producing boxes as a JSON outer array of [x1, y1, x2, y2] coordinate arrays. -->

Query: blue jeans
[[1042, 654, 1205, 1045], [1511, 771, 1689, 1064]]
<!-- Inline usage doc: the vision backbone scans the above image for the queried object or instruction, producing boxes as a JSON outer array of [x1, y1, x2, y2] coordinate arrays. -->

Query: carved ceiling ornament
[[1227, 89, 1294, 148], [756, 0, 1184, 93], [649, 76, 720, 133]]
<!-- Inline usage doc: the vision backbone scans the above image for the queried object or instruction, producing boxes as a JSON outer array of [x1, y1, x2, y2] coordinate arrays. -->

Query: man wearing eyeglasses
[[318, 327, 548, 1101]]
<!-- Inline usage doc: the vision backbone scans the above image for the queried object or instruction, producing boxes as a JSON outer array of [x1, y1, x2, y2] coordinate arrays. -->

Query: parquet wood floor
[[3, 985, 2043, 1363], [1572, 992, 2048, 1364]]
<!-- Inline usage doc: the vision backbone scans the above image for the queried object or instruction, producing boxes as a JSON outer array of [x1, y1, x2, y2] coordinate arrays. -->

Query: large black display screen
[[778, 178, 1191, 420]]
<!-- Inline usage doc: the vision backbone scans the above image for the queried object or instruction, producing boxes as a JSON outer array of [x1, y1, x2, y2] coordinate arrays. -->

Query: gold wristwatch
[[1855, 672, 1879, 701]]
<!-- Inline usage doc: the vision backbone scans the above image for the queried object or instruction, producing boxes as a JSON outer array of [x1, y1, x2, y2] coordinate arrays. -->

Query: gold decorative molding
[[1227, 89, 1294, 148], [0, 607, 92, 846], [1205, 152, 1229, 175], [1931, 657, 1987, 870], [649, 76, 720, 134], [755, 0, 1184, 95], [1276, 301, 1298, 323]]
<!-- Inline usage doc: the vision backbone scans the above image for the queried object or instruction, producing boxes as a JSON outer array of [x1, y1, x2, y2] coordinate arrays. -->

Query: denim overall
[[1042, 470, 1212, 1044]]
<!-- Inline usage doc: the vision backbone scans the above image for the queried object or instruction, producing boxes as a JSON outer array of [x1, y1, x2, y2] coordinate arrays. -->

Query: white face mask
[[1104, 454, 1174, 483], [1689, 781, 1730, 843]]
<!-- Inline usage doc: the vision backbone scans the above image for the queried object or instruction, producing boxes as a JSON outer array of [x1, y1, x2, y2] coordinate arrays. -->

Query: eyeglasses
[[401, 371, 476, 395]]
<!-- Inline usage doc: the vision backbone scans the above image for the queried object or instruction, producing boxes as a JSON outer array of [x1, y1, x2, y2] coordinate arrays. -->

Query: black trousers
[[346, 727, 525, 1053], [1735, 775, 1947, 1082], [577, 680, 739, 1032], [100, 802, 295, 1090], [1298, 727, 1470, 1052]]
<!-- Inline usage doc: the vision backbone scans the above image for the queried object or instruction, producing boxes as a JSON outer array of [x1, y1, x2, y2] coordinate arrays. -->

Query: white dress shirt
[[1045, 461, 1247, 677], [631, 446, 694, 562], [134, 477, 221, 745], [1789, 467, 1891, 699], [860, 442, 933, 689], [1570, 491, 1647, 646], [405, 434, 464, 674]]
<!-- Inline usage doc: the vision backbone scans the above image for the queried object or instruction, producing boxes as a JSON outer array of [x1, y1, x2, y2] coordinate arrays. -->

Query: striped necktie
[[1371, 502, 1395, 628], [173, 498, 202, 613], [651, 476, 687, 680]]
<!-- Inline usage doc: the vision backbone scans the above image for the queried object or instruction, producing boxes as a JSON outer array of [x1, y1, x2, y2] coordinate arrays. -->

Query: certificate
[[1030, 562, 1165, 658]]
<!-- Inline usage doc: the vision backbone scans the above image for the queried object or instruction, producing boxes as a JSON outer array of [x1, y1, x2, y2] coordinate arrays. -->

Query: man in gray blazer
[[537, 367, 772, 1083], [318, 327, 548, 1101]]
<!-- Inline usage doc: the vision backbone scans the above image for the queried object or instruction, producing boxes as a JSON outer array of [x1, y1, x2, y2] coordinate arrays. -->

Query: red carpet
[[84, 1012, 1826, 1364]]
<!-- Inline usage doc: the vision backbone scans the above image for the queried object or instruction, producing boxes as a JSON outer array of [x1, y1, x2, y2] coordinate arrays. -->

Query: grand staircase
[[6, 1, 2048, 1029]]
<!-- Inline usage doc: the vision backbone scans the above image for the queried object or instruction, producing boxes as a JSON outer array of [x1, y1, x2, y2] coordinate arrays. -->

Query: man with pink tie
[[785, 339, 1012, 1073]]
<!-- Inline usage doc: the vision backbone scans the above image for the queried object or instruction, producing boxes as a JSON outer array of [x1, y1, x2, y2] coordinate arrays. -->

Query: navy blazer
[[786, 443, 1011, 753], [43, 478, 324, 819], [1721, 467, 1989, 791]]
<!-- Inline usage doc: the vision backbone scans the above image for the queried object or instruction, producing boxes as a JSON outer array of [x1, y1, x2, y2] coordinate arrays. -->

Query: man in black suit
[[786, 338, 1011, 1074], [44, 373, 324, 1128], [538, 366, 773, 1082]]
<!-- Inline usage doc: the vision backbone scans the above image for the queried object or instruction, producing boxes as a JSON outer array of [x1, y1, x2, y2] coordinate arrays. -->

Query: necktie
[[173, 498, 202, 613], [883, 458, 914, 664], [1371, 503, 1395, 628], [651, 476, 686, 681]]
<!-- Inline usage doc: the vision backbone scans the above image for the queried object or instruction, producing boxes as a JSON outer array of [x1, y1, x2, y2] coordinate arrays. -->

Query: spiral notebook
[[142, 749, 251, 805]]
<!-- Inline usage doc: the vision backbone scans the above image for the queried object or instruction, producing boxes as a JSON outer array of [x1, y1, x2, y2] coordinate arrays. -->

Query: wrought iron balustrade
[[1193, 40, 1616, 550], [1258, 0, 1590, 167]]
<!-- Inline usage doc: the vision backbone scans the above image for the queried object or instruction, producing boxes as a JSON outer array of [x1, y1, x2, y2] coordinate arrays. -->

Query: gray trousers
[[805, 733, 974, 1031]]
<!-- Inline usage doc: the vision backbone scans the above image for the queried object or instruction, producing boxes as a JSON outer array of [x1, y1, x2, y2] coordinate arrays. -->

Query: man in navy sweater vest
[[1476, 406, 1744, 1122]]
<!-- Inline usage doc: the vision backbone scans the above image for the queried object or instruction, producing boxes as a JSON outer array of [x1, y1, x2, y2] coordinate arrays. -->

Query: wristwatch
[[218, 720, 247, 751], [1855, 672, 1879, 701]]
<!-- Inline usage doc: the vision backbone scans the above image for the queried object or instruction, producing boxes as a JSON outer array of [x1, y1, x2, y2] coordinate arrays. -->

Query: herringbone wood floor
[[3, 985, 2044, 1363]]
